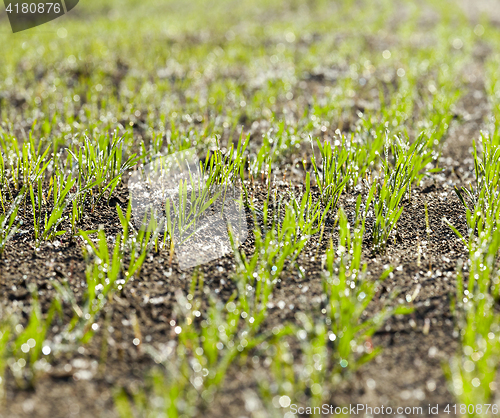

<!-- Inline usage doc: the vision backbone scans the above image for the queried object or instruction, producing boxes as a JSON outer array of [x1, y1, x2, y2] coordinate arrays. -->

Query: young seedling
[[67, 132, 139, 211], [0, 190, 23, 257], [445, 224, 500, 410], [309, 136, 350, 207], [452, 137, 500, 241], [369, 133, 437, 253], [3, 288, 62, 389]]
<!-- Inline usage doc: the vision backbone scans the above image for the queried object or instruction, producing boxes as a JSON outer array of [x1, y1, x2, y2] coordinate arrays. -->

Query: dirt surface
[[0, 122, 489, 418], [2, 3, 500, 418]]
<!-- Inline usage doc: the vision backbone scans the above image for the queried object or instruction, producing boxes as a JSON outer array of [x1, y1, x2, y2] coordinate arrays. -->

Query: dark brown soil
[[0, 131, 486, 418], [1, 3, 498, 418]]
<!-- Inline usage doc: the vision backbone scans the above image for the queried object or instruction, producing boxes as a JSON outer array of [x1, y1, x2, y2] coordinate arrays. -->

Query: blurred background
[[0, 0, 493, 155]]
